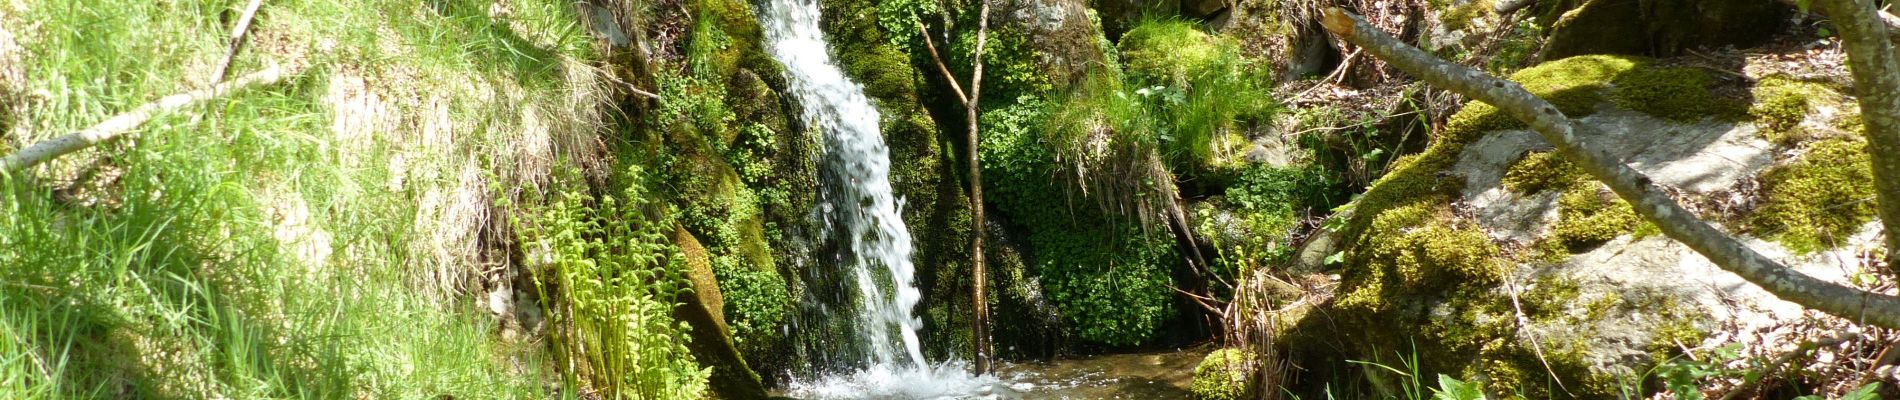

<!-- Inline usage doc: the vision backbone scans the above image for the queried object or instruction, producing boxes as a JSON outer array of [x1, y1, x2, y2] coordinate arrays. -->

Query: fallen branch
[[211, 0, 265, 84], [3, 65, 292, 174], [1320, 7, 1900, 328]]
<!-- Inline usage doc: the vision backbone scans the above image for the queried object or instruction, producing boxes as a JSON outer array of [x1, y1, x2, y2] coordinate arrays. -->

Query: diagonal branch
[[1319, 7, 1900, 328], [3, 65, 293, 174], [917, 19, 970, 105]]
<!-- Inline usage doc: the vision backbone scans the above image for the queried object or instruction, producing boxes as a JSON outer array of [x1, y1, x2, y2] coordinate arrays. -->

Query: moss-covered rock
[[1609, 66, 1744, 122], [1548, 181, 1642, 252], [1500, 151, 1584, 194], [1191, 348, 1251, 400], [1302, 54, 1760, 398], [1750, 76, 1849, 147], [1752, 138, 1876, 254]]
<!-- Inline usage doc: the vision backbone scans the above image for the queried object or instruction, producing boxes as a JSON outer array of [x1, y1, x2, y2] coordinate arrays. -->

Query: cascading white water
[[761, 0, 1005, 397], [761, 0, 926, 370]]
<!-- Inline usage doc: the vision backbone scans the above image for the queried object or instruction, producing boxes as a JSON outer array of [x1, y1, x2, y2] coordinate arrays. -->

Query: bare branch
[[1320, 7, 1900, 328], [3, 65, 293, 174], [916, 19, 970, 104], [211, 0, 265, 84]]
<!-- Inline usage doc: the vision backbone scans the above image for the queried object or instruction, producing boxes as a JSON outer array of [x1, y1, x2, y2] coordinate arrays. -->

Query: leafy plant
[[517, 167, 710, 399]]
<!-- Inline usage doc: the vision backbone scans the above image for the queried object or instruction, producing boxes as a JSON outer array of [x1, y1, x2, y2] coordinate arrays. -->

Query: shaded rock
[[1543, 0, 1790, 59], [672, 227, 769, 400], [999, 0, 1111, 90]]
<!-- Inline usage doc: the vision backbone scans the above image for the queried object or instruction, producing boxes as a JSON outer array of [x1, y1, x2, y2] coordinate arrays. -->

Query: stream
[[780, 346, 1213, 399]]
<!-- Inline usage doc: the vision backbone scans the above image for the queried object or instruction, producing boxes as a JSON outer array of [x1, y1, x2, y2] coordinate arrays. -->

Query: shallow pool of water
[[779, 346, 1212, 399]]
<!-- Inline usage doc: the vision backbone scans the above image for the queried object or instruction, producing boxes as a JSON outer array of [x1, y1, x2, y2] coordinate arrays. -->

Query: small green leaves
[[1431, 375, 1486, 400]]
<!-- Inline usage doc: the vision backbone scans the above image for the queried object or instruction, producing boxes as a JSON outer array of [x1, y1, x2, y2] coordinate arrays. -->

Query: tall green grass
[[0, 0, 657, 398]]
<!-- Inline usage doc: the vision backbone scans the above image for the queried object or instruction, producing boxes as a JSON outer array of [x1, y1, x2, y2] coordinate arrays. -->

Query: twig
[[212, 0, 265, 85], [1291, 48, 1363, 102], [917, 19, 970, 105], [1506, 278, 1574, 397], [1718, 331, 1861, 400], [3, 65, 293, 174]]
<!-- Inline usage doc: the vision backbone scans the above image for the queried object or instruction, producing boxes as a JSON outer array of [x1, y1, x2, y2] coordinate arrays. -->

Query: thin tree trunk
[[918, 0, 994, 374], [3, 65, 292, 174], [968, 0, 994, 375], [1319, 7, 1900, 328], [1816, 0, 1900, 268]]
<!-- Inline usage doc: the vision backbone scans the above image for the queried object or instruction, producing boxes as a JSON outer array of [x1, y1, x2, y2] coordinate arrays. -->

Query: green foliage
[[1432, 375, 1487, 400], [984, 96, 1178, 346], [1191, 349, 1252, 400], [1752, 138, 1876, 253], [516, 169, 710, 399], [1203, 163, 1338, 280], [1114, 19, 1276, 170], [874, 0, 941, 53], [710, 254, 791, 356], [0, 0, 605, 397]]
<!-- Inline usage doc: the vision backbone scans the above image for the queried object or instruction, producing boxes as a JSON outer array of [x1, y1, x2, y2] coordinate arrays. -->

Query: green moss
[[1191, 349, 1251, 400], [1440, 0, 1496, 31], [1338, 203, 1504, 314], [1441, 55, 1641, 142], [1547, 182, 1642, 252], [1753, 138, 1876, 253], [1750, 76, 1844, 147], [1610, 66, 1744, 122], [1501, 151, 1585, 194]]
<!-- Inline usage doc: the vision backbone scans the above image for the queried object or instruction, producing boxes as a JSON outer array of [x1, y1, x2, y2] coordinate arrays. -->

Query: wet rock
[[672, 227, 770, 400]]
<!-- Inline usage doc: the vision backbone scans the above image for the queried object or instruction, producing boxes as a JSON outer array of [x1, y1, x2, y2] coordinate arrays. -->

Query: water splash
[[761, 0, 929, 378]]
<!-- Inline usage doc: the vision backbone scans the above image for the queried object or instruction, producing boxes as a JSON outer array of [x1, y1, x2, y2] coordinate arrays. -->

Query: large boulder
[[1543, 0, 1790, 59], [1285, 55, 1878, 397]]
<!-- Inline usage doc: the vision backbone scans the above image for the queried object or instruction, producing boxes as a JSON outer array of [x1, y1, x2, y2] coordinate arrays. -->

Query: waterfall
[[763, 0, 925, 370], [761, 0, 1004, 397]]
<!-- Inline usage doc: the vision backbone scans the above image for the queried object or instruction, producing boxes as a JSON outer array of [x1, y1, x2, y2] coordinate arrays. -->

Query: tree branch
[[1816, 0, 1900, 269], [211, 0, 265, 84], [916, 19, 970, 105], [3, 65, 293, 174], [1320, 7, 1900, 328]]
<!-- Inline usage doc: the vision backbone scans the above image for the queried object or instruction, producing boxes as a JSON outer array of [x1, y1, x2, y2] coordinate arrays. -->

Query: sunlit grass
[[1, 0, 611, 398]]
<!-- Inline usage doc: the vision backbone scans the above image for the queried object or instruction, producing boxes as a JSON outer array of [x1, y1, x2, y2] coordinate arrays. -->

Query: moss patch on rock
[[1610, 66, 1744, 122], [1548, 181, 1642, 253], [1750, 76, 1847, 147], [1313, 54, 1737, 398], [1501, 151, 1585, 194], [1191, 348, 1251, 400], [1752, 138, 1876, 254]]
